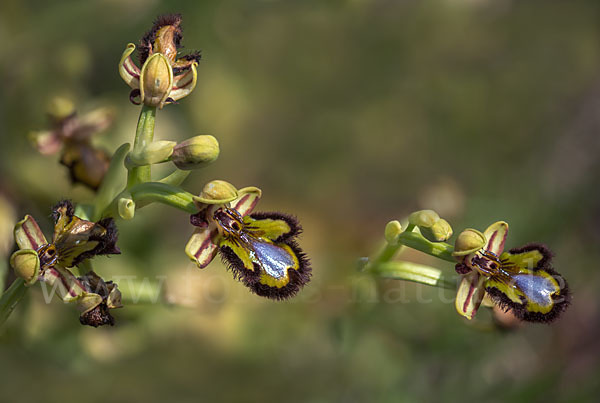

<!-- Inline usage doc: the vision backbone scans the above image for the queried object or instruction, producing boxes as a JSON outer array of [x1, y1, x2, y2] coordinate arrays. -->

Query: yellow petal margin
[[455, 271, 487, 320]]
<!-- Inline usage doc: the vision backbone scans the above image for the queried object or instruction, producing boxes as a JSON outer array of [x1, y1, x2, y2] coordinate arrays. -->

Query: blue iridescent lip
[[248, 238, 295, 280], [512, 274, 555, 307]]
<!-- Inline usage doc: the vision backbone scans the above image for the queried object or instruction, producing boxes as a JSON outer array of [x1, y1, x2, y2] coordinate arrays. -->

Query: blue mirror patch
[[512, 274, 555, 307], [248, 239, 294, 280]]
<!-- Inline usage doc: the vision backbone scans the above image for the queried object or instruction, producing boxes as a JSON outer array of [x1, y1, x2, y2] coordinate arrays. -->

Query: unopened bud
[[171, 135, 220, 170], [384, 220, 402, 244], [420, 218, 453, 242], [48, 97, 75, 121], [408, 210, 440, 228], [452, 228, 486, 257], [140, 53, 173, 108], [10, 249, 40, 285], [118, 196, 136, 220], [193, 180, 238, 206]]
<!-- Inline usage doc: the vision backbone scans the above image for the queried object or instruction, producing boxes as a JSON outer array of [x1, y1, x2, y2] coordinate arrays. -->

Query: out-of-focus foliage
[[1, 0, 600, 402]]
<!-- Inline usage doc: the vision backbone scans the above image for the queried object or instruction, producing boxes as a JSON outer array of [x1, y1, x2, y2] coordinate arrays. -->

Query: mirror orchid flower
[[9, 200, 122, 326], [185, 181, 311, 300], [453, 221, 570, 323], [119, 14, 200, 109]]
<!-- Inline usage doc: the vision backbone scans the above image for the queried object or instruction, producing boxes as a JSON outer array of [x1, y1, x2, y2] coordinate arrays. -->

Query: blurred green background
[[1, 0, 600, 401]]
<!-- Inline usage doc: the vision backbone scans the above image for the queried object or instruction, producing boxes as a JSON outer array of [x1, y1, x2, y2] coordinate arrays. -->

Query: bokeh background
[[1, 0, 600, 401]]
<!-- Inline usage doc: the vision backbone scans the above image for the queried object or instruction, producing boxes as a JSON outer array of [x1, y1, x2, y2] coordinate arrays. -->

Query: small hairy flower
[[119, 14, 200, 109]]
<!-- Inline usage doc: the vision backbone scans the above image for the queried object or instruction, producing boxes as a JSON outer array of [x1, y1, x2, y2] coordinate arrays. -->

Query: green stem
[[127, 105, 156, 187], [396, 231, 455, 263], [0, 279, 27, 327], [159, 169, 191, 187], [372, 261, 456, 289], [104, 182, 197, 217], [94, 143, 131, 220], [130, 182, 197, 213], [366, 224, 417, 270], [0, 257, 7, 293]]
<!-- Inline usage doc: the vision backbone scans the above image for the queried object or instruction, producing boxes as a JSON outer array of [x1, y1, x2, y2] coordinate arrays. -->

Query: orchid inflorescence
[[2, 14, 311, 328], [2, 13, 570, 331], [365, 210, 571, 324]]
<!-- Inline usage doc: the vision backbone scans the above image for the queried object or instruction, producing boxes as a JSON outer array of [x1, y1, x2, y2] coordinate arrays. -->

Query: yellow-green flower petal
[[169, 63, 198, 102], [231, 187, 262, 217], [185, 227, 219, 268], [483, 221, 508, 255], [14, 215, 48, 251], [455, 271, 487, 320], [118, 43, 140, 89]]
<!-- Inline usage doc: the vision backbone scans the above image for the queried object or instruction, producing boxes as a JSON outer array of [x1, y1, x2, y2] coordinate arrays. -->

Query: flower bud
[[452, 228, 486, 257], [48, 97, 75, 122], [384, 220, 402, 244], [118, 196, 136, 220], [193, 180, 238, 206], [408, 210, 440, 228], [420, 218, 453, 243], [140, 53, 173, 108], [171, 135, 220, 170], [128, 141, 176, 166], [10, 249, 40, 285]]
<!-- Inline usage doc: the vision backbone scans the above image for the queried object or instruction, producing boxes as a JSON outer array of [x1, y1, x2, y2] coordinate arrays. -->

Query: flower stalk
[[0, 279, 27, 327], [128, 105, 156, 187]]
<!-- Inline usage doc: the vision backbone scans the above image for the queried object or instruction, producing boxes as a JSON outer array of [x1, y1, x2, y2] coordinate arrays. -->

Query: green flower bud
[[193, 180, 239, 206], [171, 135, 220, 170], [128, 141, 176, 166], [384, 220, 402, 244], [420, 218, 453, 243], [140, 53, 173, 109], [10, 249, 40, 286], [118, 196, 136, 220], [452, 228, 486, 257], [408, 210, 440, 228], [48, 97, 75, 121]]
